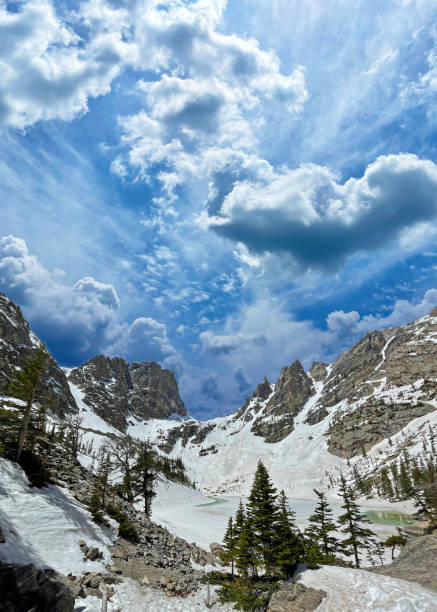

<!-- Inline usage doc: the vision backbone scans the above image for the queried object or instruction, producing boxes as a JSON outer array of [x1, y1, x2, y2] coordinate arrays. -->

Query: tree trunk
[[16, 393, 34, 462]]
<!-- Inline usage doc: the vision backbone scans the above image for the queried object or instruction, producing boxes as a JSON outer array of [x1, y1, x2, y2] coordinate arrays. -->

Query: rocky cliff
[[0, 293, 187, 428], [0, 293, 77, 417], [68, 356, 187, 430]]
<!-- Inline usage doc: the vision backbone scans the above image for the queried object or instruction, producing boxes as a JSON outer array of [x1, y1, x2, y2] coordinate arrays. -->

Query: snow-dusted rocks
[[68, 356, 187, 431], [0, 293, 77, 417]]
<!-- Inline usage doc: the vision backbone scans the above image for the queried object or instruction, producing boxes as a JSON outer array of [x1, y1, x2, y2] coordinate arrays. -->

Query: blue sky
[[1, 0, 437, 419]]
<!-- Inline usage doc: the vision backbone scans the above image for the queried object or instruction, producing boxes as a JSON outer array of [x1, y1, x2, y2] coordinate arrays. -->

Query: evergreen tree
[[234, 499, 246, 537], [274, 490, 304, 577], [305, 489, 339, 560], [222, 516, 236, 577], [235, 516, 257, 579], [383, 530, 407, 561], [337, 475, 375, 568], [246, 461, 279, 575], [132, 441, 156, 516], [5, 345, 46, 462]]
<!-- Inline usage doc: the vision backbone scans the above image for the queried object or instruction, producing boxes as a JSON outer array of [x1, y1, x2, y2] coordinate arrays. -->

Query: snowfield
[[297, 564, 437, 611], [0, 458, 117, 575]]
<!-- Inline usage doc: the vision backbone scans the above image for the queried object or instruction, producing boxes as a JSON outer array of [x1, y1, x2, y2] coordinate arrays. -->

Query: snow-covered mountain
[[1, 291, 436, 499]]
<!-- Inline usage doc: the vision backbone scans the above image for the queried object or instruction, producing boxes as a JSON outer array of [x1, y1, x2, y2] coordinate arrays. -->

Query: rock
[[77, 540, 87, 548], [305, 406, 328, 425], [166, 581, 175, 591], [209, 542, 223, 553], [309, 362, 328, 382], [369, 532, 437, 592], [250, 361, 314, 443], [267, 582, 326, 612], [0, 527, 5, 543], [86, 547, 103, 561], [141, 575, 150, 585], [68, 355, 187, 430], [106, 564, 123, 574], [0, 293, 78, 419], [110, 547, 128, 561], [0, 561, 75, 612], [401, 520, 432, 537]]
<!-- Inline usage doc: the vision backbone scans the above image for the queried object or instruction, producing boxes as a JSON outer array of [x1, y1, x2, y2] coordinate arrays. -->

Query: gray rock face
[[309, 361, 328, 382], [68, 355, 187, 430], [251, 361, 314, 443], [369, 532, 437, 592], [0, 293, 77, 418], [0, 561, 75, 611], [267, 582, 326, 612], [323, 309, 437, 457]]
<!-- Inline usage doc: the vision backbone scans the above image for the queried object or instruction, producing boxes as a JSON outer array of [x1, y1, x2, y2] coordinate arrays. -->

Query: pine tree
[[235, 516, 257, 579], [274, 490, 304, 577], [132, 441, 156, 516], [5, 345, 46, 462], [246, 461, 279, 575], [305, 489, 339, 560], [222, 516, 236, 577], [383, 530, 407, 561], [234, 499, 246, 537], [337, 475, 375, 568]]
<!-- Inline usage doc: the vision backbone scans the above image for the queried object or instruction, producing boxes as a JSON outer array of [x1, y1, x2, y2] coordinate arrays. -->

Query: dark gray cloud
[[234, 368, 251, 393], [206, 154, 437, 270], [201, 376, 224, 401]]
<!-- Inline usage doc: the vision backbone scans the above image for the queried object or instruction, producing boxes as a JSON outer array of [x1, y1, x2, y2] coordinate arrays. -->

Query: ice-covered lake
[[152, 488, 413, 549]]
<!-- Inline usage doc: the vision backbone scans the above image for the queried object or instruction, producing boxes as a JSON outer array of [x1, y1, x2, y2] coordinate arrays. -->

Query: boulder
[[0, 561, 75, 612], [267, 582, 326, 612], [369, 532, 437, 592]]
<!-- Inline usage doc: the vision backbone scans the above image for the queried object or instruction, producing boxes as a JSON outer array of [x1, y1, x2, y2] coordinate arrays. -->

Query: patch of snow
[[297, 564, 437, 611], [0, 458, 117, 574]]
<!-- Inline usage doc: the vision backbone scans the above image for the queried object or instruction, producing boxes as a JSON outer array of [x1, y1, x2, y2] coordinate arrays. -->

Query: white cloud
[[0, 0, 129, 129], [0, 235, 180, 367], [204, 153, 437, 269]]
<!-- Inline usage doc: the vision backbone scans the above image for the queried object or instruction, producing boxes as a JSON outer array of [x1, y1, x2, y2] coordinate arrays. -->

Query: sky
[[1, 0, 437, 420]]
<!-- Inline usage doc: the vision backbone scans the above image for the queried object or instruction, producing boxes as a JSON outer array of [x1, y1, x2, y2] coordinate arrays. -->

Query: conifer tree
[[132, 441, 156, 516], [383, 529, 407, 561], [235, 516, 257, 579], [5, 345, 46, 462], [337, 475, 375, 568], [246, 461, 279, 575], [222, 516, 236, 577], [234, 499, 246, 537], [274, 490, 304, 577], [305, 489, 339, 559]]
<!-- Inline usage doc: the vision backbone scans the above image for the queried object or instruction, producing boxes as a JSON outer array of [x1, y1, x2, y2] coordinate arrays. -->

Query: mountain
[[0, 293, 187, 428], [1, 291, 436, 498], [68, 355, 187, 430], [0, 293, 77, 417]]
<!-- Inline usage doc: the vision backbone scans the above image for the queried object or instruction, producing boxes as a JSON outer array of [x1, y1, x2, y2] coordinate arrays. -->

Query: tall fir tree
[[132, 441, 156, 516], [337, 475, 375, 568], [222, 516, 236, 577], [246, 461, 279, 575], [5, 345, 46, 462], [274, 490, 304, 577], [305, 489, 339, 559]]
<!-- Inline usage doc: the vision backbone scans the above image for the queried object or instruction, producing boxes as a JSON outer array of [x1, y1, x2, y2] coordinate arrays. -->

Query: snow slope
[[0, 458, 117, 574], [297, 565, 437, 611]]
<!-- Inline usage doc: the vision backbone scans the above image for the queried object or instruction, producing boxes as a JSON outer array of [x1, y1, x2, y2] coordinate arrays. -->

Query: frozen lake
[[153, 491, 413, 550]]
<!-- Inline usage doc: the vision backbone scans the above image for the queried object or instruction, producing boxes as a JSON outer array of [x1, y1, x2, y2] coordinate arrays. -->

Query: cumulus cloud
[[0, 0, 129, 129], [0, 235, 180, 367], [106, 316, 180, 368], [200, 329, 266, 354], [204, 153, 437, 270]]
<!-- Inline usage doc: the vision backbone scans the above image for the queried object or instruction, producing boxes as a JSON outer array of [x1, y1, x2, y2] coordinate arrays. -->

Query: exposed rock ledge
[[369, 532, 437, 592]]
